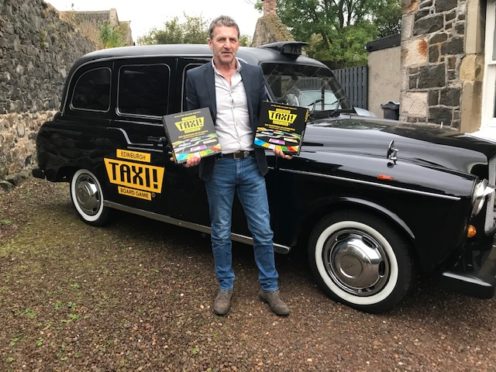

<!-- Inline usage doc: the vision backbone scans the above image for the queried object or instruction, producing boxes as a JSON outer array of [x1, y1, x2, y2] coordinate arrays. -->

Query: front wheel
[[70, 169, 110, 226], [308, 211, 413, 313]]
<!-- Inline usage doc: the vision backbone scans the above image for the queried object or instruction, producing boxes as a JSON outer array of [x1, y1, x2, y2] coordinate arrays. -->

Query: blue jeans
[[205, 156, 279, 292]]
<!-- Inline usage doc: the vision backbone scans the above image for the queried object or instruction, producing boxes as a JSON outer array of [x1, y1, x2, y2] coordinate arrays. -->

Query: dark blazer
[[185, 60, 268, 180]]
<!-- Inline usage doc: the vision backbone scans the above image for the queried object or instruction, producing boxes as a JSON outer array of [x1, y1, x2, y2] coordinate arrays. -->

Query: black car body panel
[[33, 43, 496, 312]]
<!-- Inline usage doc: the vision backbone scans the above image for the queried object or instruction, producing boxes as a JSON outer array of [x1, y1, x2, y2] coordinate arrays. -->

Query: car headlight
[[471, 179, 494, 217]]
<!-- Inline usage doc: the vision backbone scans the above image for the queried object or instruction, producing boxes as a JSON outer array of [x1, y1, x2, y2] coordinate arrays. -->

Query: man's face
[[208, 25, 239, 67]]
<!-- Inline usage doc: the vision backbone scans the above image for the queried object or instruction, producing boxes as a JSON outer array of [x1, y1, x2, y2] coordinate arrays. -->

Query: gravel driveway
[[1, 177, 496, 370]]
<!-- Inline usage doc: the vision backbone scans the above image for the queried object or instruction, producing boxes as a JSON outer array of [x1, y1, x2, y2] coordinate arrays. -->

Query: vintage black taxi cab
[[33, 42, 496, 313]]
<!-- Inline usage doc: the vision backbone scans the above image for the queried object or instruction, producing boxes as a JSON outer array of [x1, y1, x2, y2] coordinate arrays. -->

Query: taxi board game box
[[254, 101, 309, 155], [163, 108, 221, 164]]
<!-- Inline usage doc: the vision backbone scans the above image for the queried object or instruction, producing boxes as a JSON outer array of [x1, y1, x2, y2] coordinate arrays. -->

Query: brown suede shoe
[[213, 289, 233, 316], [258, 290, 290, 316]]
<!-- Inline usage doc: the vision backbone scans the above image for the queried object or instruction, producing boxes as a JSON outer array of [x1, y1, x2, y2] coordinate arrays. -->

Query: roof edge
[[366, 34, 401, 53]]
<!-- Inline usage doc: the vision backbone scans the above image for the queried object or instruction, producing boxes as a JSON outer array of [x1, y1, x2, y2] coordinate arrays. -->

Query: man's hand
[[274, 147, 292, 160], [184, 154, 201, 168]]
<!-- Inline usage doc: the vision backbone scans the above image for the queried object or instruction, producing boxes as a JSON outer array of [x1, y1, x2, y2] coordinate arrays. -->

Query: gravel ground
[[1, 177, 496, 371]]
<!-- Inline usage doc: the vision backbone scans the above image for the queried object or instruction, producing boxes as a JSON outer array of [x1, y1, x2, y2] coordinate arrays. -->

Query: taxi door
[[104, 57, 211, 227], [158, 57, 212, 225]]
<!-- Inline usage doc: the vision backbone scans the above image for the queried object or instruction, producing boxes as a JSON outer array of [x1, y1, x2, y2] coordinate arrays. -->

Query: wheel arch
[[298, 196, 416, 257], [54, 162, 106, 183], [55, 166, 78, 182]]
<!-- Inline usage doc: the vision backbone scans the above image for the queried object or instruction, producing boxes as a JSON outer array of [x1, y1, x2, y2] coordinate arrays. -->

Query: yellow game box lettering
[[118, 186, 152, 200], [116, 149, 151, 163], [175, 115, 205, 133], [268, 109, 297, 126], [104, 158, 164, 193]]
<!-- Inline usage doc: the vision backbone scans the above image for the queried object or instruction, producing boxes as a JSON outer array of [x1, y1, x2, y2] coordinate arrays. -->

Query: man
[[185, 15, 290, 316]]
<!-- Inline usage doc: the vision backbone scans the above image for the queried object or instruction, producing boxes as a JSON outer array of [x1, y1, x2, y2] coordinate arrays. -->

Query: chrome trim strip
[[105, 127, 135, 145], [113, 120, 163, 127], [104, 201, 291, 254], [105, 127, 161, 152], [441, 271, 493, 287], [485, 156, 496, 233], [279, 168, 461, 201], [127, 147, 163, 153]]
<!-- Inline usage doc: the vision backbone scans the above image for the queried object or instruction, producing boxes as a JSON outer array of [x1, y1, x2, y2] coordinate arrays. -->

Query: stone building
[[59, 8, 133, 47], [252, 0, 293, 46], [400, 0, 495, 137]]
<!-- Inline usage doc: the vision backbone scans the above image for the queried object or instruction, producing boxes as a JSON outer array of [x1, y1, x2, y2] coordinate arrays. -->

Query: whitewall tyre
[[308, 211, 413, 313], [70, 169, 110, 226]]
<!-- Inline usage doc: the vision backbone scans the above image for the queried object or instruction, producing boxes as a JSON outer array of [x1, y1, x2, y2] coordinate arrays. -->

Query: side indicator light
[[467, 225, 477, 238], [377, 174, 394, 181]]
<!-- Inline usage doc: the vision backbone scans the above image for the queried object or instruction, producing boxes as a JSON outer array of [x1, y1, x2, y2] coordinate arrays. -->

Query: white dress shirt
[[212, 59, 253, 153]]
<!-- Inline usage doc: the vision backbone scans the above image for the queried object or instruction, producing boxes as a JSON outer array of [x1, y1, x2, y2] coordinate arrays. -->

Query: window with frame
[[118, 64, 170, 117], [181, 63, 203, 110], [71, 68, 111, 111], [482, 0, 496, 127]]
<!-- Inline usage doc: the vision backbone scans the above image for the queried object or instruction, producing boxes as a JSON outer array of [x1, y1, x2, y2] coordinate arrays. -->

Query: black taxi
[[33, 42, 496, 313]]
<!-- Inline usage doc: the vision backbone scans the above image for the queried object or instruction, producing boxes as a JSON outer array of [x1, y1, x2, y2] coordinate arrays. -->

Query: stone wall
[[0, 111, 55, 187], [0, 0, 96, 186], [400, 0, 467, 128]]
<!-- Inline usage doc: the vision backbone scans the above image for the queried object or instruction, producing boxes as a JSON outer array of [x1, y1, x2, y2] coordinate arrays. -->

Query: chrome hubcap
[[323, 229, 389, 296], [75, 175, 100, 216]]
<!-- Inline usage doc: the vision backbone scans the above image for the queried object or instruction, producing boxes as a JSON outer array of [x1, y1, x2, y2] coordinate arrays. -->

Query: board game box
[[162, 108, 221, 164], [254, 101, 309, 155]]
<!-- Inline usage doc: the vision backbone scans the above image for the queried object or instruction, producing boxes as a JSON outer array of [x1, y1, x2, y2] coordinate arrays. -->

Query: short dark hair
[[208, 15, 240, 39]]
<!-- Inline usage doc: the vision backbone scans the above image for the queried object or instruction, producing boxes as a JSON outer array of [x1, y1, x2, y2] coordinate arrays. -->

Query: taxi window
[[71, 67, 111, 111], [262, 63, 350, 111], [118, 64, 170, 117]]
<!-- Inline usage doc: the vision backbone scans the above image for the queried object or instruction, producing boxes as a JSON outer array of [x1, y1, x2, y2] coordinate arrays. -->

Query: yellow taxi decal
[[116, 149, 151, 163], [104, 158, 164, 194]]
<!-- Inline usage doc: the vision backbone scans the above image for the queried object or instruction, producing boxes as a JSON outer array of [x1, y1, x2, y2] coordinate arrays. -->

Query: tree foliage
[[138, 15, 251, 46], [375, 0, 402, 37], [99, 22, 125, 48], [271, 0, 401, 67]]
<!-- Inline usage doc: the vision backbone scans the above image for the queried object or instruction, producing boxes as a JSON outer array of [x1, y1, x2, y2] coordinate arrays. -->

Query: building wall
[[459, 0, 484, 133], [60, 8, 134, 48], [368, 46, 402, 117], [400, 0, 484, 131], [0, 0, 96, 184]]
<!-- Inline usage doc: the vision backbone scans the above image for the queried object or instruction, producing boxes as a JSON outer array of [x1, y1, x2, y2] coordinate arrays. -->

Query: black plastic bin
[[381, 101, 400, 120]]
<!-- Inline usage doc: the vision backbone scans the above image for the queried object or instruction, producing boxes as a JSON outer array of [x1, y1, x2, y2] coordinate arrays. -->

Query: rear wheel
[[308, 211, 413, 313], [70, 169, 110, 226]]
